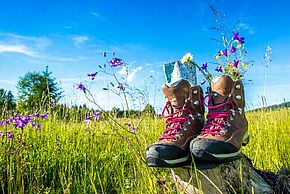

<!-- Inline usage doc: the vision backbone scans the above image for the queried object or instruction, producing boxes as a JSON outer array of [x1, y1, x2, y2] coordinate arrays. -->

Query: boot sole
[[146, 155, 190, 168], [192, 148, 242, 163], [191, 133, 249, 163]]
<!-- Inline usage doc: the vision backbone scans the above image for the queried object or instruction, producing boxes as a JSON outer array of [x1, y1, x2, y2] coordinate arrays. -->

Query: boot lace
[[201, 95, 235, 136], [159, 101, 192, 140]]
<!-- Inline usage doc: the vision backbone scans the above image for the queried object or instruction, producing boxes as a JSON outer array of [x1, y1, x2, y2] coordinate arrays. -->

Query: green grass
[[0, 108, 289, 193], [243, 108, 290, 171]]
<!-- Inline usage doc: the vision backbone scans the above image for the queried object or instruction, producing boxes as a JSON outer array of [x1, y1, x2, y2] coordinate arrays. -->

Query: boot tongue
[[211, 75, 234, 105], [162, 80, 191, 111]]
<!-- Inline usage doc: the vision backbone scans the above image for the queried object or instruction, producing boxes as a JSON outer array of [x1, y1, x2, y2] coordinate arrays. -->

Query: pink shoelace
[[201, 95, 235, 135], [159, 101, 192, 140]]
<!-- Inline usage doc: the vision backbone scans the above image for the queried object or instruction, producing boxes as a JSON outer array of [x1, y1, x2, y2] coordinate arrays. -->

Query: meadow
[[0, 107, 289, 193]]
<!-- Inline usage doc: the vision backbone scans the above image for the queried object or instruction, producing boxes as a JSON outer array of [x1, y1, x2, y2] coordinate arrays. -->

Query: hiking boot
[[190, 75, 249, 162], [145, 79, 204, 167]]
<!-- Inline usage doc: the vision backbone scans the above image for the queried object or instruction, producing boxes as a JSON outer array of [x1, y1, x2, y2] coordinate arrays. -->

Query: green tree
[[143, 104, 155, 115], [16, 66, 63, 112], [0, 88, 16, 114]]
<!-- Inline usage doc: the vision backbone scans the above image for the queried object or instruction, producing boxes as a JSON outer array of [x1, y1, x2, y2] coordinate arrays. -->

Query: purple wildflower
[[234, 60, 239, 68], [238, 37, 245, 44], [132, 127, 137, 133], [31, 122, 36, 127], [84, 117, 92, 123], [232, 32, 239, 41], [36, 124, 42, 130], [232, 32, 245, 44], [219, 49, 228, 57], [93, 112, 101, 120], [0, 132, 3, 136], [15, 121, 25, 129], [87, 72, 98, 80], [109, 58, 123, 67], [75, 82, 86, 91], [117, 83, 125, 91], [41, 113, 49, 120], [34, 113, 40, 118], [201, 63, 208, 71], [215, 66, 223, 73], [6, 132, 13, 139], [230, 46, 236, 53], [24, 116, 32, 124]]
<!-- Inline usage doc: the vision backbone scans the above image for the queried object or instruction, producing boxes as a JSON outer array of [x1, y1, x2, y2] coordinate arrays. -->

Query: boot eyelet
[[194, 101, 199, 105], [220, 131, 226, 136], [175, 134, 181, 139], [235, 95, 242, 100], [213, 92, 218, 97], [193, 90, 198, 95], [226, 122, 231, 127], [230, 109, 236, 116], [238, 107, 243, 114], [235, 84, 241, 89]]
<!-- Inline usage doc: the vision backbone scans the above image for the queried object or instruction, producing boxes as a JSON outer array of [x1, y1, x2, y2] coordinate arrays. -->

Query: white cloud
[[72, 36, 89, 45], [0, 44, 37, 57], [118, 66, 142, 82], [0, 33, 51, 49], [0, 33, 53, 58], [127, 66, 142, 82], [118, 66, 128, 75], [90, 12, 106, 21], [237, 23, 256, 34]]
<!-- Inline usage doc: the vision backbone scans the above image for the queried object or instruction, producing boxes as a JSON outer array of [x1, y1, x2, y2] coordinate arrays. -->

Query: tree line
[[0, 67, 156, 119]]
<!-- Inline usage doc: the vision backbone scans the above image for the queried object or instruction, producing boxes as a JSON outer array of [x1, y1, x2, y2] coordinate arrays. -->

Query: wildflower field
[[1, 0, 290, 193], [0, 107, 289, 193]]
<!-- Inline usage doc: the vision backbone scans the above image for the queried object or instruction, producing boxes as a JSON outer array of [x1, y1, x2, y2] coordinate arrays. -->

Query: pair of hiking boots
[[145, 74, 249, 167]]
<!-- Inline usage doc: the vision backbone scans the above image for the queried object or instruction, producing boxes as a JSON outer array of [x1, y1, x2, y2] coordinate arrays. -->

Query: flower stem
[[189, 61, 212, 84]]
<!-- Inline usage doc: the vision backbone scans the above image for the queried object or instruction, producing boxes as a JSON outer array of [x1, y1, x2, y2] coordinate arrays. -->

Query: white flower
[[180, 53, 193, 64]]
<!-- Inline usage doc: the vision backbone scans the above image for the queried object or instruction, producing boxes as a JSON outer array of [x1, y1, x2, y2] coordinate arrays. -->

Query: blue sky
[[0, 0, 290, 111]]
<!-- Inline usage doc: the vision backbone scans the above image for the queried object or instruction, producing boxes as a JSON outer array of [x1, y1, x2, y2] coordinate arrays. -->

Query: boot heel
[[242, 132, 249, 146]]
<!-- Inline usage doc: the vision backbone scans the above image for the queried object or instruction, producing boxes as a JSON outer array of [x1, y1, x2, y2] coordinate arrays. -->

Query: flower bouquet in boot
[[145, 54, 205, 167], [190, 32, 252, 163]]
